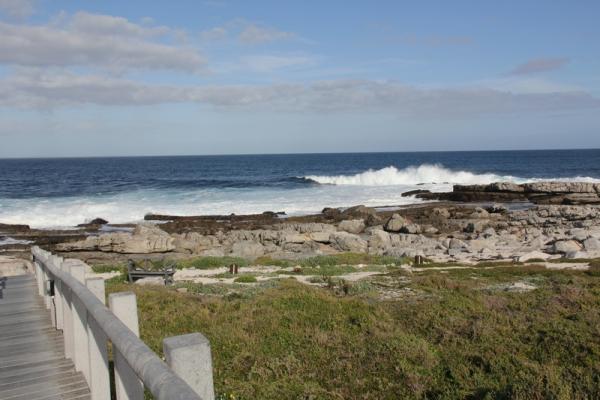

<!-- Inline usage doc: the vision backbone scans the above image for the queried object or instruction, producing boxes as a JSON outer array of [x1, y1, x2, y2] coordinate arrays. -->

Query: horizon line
[[0, 147, 599, 161]]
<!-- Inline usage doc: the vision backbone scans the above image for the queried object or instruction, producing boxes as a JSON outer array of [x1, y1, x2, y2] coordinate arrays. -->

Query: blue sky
[[0, 0, 599, 157]]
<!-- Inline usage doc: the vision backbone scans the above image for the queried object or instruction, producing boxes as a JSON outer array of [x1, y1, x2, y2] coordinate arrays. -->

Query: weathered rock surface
[[418, 181, 600, 205], [329, 232, 368, 253], [57, 224, 175, 253], [338, 219, 366, 234]]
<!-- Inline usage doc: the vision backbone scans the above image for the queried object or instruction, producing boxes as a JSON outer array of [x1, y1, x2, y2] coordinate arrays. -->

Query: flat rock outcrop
[[418, 181, 600, 205]]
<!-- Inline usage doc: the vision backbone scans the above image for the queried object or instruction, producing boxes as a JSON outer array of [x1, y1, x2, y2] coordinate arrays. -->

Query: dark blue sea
[[0, 149, 599, 228]]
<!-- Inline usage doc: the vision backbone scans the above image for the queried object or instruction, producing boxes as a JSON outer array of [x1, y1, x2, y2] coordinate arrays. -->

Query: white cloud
[[1, 70, 598, 116], [241, 55, 315, 72], [0, 12, 205, 72], [200, 19, 296, 45], [238, 24, 295, 44], [0, 0, 35, 18]]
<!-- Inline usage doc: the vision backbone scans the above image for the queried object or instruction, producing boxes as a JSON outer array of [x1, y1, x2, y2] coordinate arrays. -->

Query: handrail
[[32, 246, 204, 400]]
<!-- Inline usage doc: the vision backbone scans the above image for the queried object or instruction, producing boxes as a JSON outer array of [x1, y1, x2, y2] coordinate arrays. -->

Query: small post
[[109, 292, 144, 400], [86, 277, 111, 400], [71, 264, 91, 385], [52, 257, 64, 330], [163, 333, 215, 400], [61, 263, 75, 360]]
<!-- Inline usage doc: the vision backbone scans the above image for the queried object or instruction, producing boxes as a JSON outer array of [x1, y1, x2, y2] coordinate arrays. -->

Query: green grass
[[105, 261, 600, 399], [234, 275, 258, 283]]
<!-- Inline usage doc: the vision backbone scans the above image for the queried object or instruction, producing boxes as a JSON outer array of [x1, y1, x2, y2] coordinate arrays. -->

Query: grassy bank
[[104, 260, 600, 399]]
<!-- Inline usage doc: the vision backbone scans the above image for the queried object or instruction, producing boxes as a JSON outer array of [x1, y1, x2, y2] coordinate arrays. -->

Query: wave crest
[[305, 164, 516, 186]]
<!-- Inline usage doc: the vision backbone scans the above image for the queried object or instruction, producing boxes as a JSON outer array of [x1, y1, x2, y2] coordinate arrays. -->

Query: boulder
[[400, 223, 422, 234], [431, 208, 450, 219], [384, 214, 406, 233], [230, 241, 264, 259], [552, 240, 583, 254], [308, 232, 332, 243], [367, 229, 392, 254], [342, 205, 378, 218], [329, 232, 368, 253], [338, 219, 366, 234], [517, 251, 552, 262], [583, 237, 600, 251]]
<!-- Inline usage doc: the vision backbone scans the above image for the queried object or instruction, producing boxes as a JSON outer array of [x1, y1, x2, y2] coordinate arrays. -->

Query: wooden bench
[[127, 259, 175, 285]]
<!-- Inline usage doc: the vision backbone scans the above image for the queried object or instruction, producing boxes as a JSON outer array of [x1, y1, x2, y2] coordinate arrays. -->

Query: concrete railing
[[32, 246, 215, 400]]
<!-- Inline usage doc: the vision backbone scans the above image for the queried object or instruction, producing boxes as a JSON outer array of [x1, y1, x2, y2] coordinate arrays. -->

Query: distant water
[[1, 150, 599, 228]]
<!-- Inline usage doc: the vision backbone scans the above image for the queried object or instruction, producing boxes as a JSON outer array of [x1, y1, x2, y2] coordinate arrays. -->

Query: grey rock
[[552, 240, 583, 254], [384, 214, 406, 233], [230, 240, 264, 259], [329, 232, 368, 253], [583, 237, 600, 251], [338, 219, 366, 234]]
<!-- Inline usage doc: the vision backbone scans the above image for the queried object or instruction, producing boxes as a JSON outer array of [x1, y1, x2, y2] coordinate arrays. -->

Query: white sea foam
[[305, 164, 518, 186]]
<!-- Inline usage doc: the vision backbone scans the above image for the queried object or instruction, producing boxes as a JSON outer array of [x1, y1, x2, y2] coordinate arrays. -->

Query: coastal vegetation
[[103, 259, 600, 399]]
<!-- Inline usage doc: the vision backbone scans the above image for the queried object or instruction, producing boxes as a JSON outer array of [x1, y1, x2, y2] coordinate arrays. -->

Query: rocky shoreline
[[1, 182, 599, 269]]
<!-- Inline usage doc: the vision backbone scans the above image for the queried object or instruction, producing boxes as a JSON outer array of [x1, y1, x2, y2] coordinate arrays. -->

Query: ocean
[[1, 149, 599, 228]]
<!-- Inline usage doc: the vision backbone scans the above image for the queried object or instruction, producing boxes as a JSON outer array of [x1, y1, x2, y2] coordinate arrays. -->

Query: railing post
[[163, 333, 215, 400], [109, 292, 144, 400], [34, 260, 43, 297], [71, 264, 91, 385], [86, 277, 111, 400], [52, 256, 64, 330], [61, 262, 75, 360]]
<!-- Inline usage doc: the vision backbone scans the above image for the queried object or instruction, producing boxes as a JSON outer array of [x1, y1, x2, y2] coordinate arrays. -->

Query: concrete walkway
[[0, 274, 90, 400]]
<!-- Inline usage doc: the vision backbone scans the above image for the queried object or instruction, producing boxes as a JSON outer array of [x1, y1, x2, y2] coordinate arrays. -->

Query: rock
[[57, 223, 175, 254], [464, 221, 485, 234], [338, 219, 366, 234], [0, 223, 30, 234], [342, 205, 378, 219], [470, 207, 490, 219], [322, 207, 341, 218], [517, 251, 552, 262], [279, 233, 310, 244], [230, 240, 264, 259], [308, 232, 332, 243], [482, 227, 496, 238], [0, 256, 33, 276], [552, 240, 583, 254], [417, 181, 600, 204], [431, 208, 450, 219], [448, 238, 467, 250], [329, 232, 368, 253], [367, 230, 392, 254], [583, 237, 600, 251], [523, 182, 597, 194], [384, 214, 406, 233], [400, 223, 421, 234], [486, 203, 508, 214], [401, 189, 431, 197]]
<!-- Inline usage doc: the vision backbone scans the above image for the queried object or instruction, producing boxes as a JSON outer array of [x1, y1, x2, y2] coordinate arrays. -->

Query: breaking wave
[[305, 164, 519, 186]]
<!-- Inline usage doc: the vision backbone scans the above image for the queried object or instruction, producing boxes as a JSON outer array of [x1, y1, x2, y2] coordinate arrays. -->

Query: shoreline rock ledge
[[416, 181, 600, 205]]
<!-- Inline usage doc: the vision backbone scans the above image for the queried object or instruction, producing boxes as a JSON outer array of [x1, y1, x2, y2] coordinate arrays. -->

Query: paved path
[[0, 274, 90, 400]]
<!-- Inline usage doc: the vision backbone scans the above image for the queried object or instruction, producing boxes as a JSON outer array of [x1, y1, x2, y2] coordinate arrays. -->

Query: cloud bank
[[1, 70, 598, 116], [0, 12, 206, 72]]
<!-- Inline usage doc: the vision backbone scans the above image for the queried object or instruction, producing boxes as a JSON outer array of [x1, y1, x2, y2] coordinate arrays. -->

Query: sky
[[0, 0, 599, 157]]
